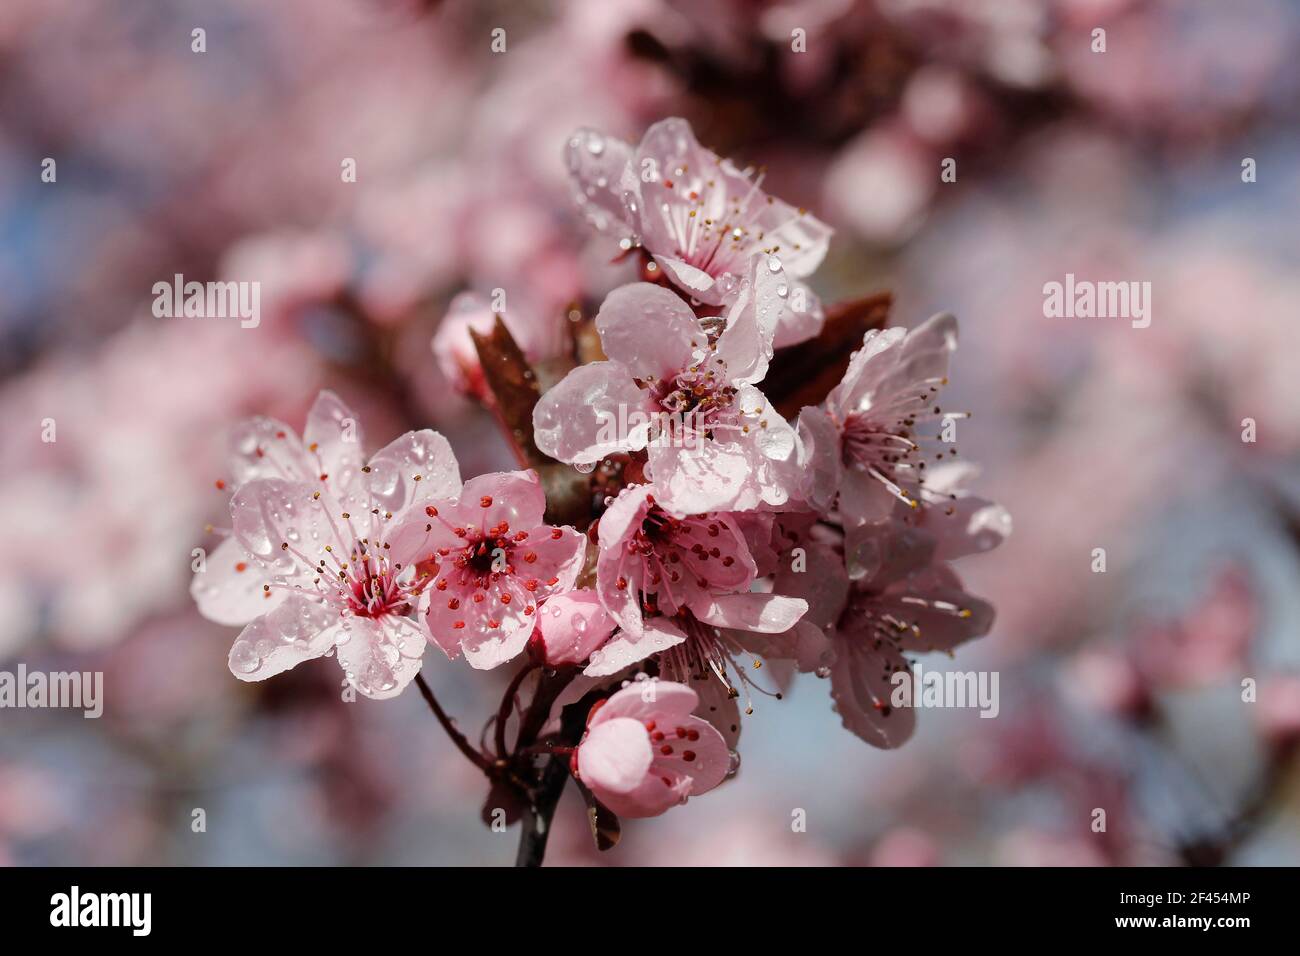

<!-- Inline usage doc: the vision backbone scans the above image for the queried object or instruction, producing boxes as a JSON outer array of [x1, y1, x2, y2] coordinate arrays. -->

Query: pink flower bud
[[532, 589, 616, 666]]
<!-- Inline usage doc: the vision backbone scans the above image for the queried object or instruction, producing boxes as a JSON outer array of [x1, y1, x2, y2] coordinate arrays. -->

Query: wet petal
[[192, 536, 283, 626], [533, 362, 655, 466], [336, 615, 426, 700], [830, 637, 916, 749], [228, 595, 338, 682], [595, 282, 702, 382]]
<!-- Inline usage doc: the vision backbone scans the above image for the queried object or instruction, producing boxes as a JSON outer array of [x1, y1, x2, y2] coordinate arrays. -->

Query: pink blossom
[[567, 117, 833, 345], [532, 589, 618, 667], [799, 312, 958, 516], [829, 525, 995, 749], [584, 484, 819, 742], [904, 461, 1013, 563], [394, 470, 586, 670], [798, 312, 974, 574], [575, 680, 729, 818], [193, 391, 461, 699], [533, 260, 800, 515], [593, 484, 757, 636]]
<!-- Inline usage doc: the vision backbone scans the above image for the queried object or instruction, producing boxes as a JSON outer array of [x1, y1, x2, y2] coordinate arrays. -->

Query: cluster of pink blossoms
[[194, 118, 1008, 833]]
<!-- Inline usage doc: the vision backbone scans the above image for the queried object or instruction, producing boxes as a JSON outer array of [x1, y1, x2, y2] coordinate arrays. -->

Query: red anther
[[500, 594, 512, 605], [234, 562, 247, 573], [215, 479, 226, 490], [551, 528, 563, 539], [480, 496, 493, 508], [426, 505, 439, 517], [473, 592, 485, 603], [683, 750, 696, 762], [447, 598, 460, 610], [453, 621, 465, 629], [524, 552, 537, 563]]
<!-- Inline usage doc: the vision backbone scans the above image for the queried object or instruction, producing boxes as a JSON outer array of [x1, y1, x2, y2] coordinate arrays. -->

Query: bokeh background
[[2, 0, 1299, 866]]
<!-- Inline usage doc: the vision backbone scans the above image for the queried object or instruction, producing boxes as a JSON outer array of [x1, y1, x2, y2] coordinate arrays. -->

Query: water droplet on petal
[[726, 750, 741, 777]]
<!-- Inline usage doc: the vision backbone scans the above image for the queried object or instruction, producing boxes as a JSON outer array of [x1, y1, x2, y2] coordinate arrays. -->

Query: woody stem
[[414, 672, 491, 773]]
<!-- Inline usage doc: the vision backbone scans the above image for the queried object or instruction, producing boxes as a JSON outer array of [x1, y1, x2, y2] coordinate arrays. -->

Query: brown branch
[[414, 672, 491, 774], [469, 316, 548, 469]]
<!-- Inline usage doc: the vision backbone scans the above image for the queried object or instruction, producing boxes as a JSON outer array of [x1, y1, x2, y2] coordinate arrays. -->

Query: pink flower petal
[[533, 362, 655, 465], [458, 575, 538, 670], [693, 592, 808, 634], [192, 536, 283, 626], [714, 253, 786, 385], [584, 617, 686, 678], [518, 524, 586, 600], [830, 637, 917, 749], [365, 429, 461, 517], [303, 390, 367, 494], [578, 717, 654, 795], [795, 404, 843, 514], [335, 615, 426, 700], [564, 128, 635, 238], [229, 478, 343, 580], [594, 282, 702, 382], [228, 595, 338, 682], [227, 415, 312, 485], [454, 470, 546, 537], [535, 589, 617, 666], [772, 280, 825, 348]]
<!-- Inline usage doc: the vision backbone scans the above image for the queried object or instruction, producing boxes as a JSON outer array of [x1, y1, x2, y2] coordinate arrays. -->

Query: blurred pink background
[[1, 0, 1298, 865]]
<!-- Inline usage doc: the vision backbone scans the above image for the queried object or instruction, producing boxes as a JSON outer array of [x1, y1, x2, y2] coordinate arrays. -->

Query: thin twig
[[414, 672, 491, 773], [495, 662, 540, 759]]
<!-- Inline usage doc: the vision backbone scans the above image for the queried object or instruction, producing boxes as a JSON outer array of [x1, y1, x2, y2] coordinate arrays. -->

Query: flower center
[[617, 500, 735, 619], [343, 558, 408, 619], [451, 527, 516, 586], [839, 381, 960, 509], [654, 162, 795, 293]]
